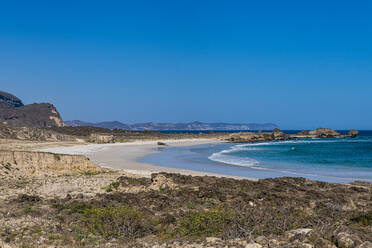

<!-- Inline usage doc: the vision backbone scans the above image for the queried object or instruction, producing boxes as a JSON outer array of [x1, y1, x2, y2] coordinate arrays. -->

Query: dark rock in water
[[0, 91, 24, 108], [157, 142, 168, 146], [348, 129, 359, 138], [0, 91, 64, 128]]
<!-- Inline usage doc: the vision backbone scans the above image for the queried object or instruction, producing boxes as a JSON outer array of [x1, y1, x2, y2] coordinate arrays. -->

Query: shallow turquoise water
[[141, 131, 372, 182]]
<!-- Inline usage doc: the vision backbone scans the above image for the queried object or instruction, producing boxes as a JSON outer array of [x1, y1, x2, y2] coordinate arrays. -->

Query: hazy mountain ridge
[[65, 120, 278, 131]]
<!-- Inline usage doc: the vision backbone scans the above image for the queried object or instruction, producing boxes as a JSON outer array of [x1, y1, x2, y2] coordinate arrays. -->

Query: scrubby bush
[[169, 204, 316, 240], [170, 208, 232, 238], [53, 154, 61, 161], [351, 211, 372, 226], [102, 181, 120, 192], [78, 206, 152, 240]]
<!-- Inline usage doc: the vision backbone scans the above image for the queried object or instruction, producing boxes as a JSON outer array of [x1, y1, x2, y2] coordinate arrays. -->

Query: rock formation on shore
[[308, 128, 343, 138], [227, 128, 359, 143], [348, 129, 359, 138], [0, 91, 64, 128]]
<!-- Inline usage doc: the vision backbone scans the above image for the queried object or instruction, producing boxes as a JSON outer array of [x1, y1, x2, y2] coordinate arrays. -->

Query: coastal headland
[[1, 125, 371, 247]]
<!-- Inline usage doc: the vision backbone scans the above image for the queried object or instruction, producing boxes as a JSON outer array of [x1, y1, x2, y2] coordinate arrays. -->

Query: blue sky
[[1, 1, 371, 129]]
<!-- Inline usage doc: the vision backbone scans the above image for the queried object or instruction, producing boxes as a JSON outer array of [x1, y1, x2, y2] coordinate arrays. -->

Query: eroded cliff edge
[[0, 151, 101, 179]]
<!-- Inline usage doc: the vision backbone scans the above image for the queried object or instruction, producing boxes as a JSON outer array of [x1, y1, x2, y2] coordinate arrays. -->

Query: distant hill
[[66, 120, 130, 130], [65, 120, 278, 131], [0, 91, 64, 128]]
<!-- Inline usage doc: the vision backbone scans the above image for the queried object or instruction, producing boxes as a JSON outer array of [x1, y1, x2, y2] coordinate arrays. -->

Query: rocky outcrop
[[271, 128, 287, 139], [227, 128, 359, 143], [0, 103, 64, 128], [0, 151, 101, 177], [0, 91, 64, 128], [89, 133, 115, 143], [297, 130, 309, 136], [227, 132, 283, 143], [348, 129, 359, 138], [308, 128, 342, 138]]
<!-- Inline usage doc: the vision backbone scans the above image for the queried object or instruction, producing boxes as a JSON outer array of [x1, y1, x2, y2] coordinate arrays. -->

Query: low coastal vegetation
[[1, 172, 372, 247], [101, 181, 120, 192]]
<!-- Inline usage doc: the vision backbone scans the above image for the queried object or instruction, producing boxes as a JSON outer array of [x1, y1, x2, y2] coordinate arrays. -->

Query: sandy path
[[37, 139, 252, 179]]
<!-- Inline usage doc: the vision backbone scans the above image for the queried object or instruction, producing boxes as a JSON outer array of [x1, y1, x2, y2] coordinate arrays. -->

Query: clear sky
[[1, 1, 371, 129]]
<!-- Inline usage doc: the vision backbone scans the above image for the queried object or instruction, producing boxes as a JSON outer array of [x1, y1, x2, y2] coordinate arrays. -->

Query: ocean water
[[141, 131, 372, 183]]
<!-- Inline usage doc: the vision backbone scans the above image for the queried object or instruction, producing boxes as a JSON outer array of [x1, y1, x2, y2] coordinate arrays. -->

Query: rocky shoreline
[[1, 127, 370, 248], [226, 128, 359, 143]]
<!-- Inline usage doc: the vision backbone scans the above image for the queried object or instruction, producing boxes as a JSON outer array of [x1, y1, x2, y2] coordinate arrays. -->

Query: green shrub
[[102, 181, 120, 192], [53, 154, 61, 161], [351, 211, 372, 226], [68, 203, 92, 214], [23, 206, 32, 214], [3, 163, 11, 170], [170, 208, 232, 238], [78, 206, 151, 240]]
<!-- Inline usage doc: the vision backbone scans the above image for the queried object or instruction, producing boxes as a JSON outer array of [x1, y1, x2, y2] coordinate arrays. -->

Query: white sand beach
[[37, 139, 250, 179]]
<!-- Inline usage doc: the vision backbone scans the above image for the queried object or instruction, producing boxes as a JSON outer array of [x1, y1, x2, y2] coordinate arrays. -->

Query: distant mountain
[[66, 120, 130, 130], [65, 120, 278, 131], [0, 91, 64, 128]]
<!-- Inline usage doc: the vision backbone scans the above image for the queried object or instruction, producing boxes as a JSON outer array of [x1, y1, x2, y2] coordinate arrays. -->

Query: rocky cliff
[[0, 91, 64, 128]]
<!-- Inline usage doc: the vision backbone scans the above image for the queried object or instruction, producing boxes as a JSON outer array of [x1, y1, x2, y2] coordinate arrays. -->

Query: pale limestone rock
[[359, 241, 372, 248], [245, 243, 262, 248], [285, 228, 313, 239], [205, 237, 221, 243], [336, 232, 355, 248]]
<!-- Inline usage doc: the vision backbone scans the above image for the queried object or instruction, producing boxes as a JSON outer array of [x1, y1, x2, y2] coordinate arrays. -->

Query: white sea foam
[[208, 151, 259, 168], [208, 139, 334, 168]]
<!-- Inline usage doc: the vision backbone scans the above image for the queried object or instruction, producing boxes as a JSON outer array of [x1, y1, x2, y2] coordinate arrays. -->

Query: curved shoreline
[[37, 139, 254, 180]]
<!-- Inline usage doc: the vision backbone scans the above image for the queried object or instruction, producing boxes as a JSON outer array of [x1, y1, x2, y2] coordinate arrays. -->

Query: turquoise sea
[[141, 131, 372, 183]]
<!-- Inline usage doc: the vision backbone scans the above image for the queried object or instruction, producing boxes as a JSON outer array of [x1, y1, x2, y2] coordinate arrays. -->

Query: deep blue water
[[141, 131, 372, 183]]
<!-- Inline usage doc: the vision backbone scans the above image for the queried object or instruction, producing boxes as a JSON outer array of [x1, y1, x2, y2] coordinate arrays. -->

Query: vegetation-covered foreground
[[1, 171, 372, 247]]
